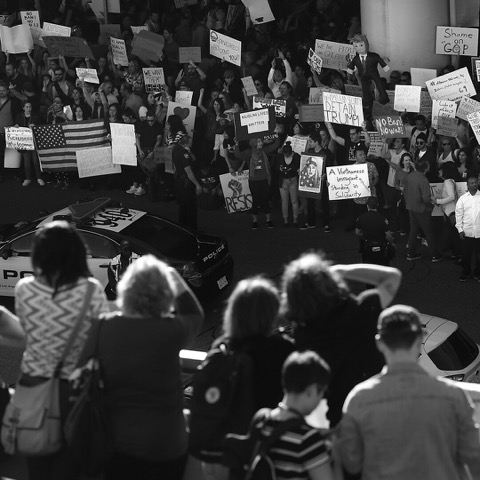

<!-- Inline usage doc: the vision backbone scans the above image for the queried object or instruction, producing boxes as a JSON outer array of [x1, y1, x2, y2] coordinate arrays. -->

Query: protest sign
[[111, 37, 129, 67], [367, 131, 384, 157], [0, 24, 33, 54], [43, 36, 94, 59], [372, 100, 398, 118], [20, 11, 40, 28], [219, 170, 253, 213], [99, 24, 121, 44], [131, 31, 164, 64], [411, 68, 437, 87], [131, 25, 148, 35], [314, 40, 355, 70], [175, 90, 193, 105], [210, 30, 241, 66], [468, 111, 480, 144], [419, 90, 433, 119], [241, 76, 257, 96], [323, 92, 364, 126], [179, 46, 201, 64], [436, 115, 458, 137], [472, 57, 480, 83], [110, 123, 136, 166], [4, 148, 21, 168], [327, 163, 370, 200], [299, 105, 324, 122], [430, 182, 467, 216], [91, 0, 121, 13], [375, 116, 407, 138], [298, 154, 324, 198], [234, 107, 275, 141], [426, 67, 476, 102], [241, 0, 275, 24], [30, 26, 45, 47], [307, 48, 323, 75], [309, 88, 323, 105], [252, 96, 286, 117], [142, 67, 165, 92], [456, 96, 480, 121], [76, 146, 121, 178], [76, 68, 99, 84], [344, 84, 363, 98], [284, 135, 308, 156], [42, 22, 71, 37], [0, 14, 14, 26], [436, 26, 478, 56], [394, 85, 421, 112], [5, 126, 34, 150], [174, 0, 198, 7], [154, 146, 174, 173], [166, 101, 197, 140], [431, 99, 457, 129]]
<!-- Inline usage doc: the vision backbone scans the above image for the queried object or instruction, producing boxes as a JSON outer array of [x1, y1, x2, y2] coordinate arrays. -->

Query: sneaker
[[300, 223, 316, 230], [22, 179, 31, 187], [431, 256, 443, 263], [323, 225, 331, 233], [37, 179, 45, 186], [266, 220, 274, 229], [251, 221, 258, 230], [126, 185, 138, 194], [134, 186, 146, 196], [459, 274, 469, 282], [407, 253, 422, 261], [421, 238, 429, 247]]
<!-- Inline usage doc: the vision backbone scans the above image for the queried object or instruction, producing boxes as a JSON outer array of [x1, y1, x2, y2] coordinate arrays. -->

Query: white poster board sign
[[241, 0, 275, 24], [322, 92, 364, 126], [219, 170, 253, 213], [284, 135, 308, 156], [241, 76, 258, 96], [314, 40, 355, 70], [252, 96, 286, 117], [0, 24, 33, 54], [175, 90, 193, 105], [436, 26, 478, 57], [111, 37, 129, 67], [42, 22, 71, 37], [76, 68, 99, 84], [110, 123, 136, 165], [436, 116, 458, 137], [4, 126, 34, 150], [166, 101, 197, 139], [426, 67, 476, 102], [394, 85, 421, 112], [411, 68, 438, 87], [20, 11, 40, 28], [456, 96, 480, 121], [367, 131, 384, 157], [326, 163, 370, 200], [307, 48, 323, 75], [209, 30, 241, 66], [239, 108, 270, 134], [431, 99, 457, 129], [419, 90, 433, 119], [309, 88, 323, 105], [142, 67, 165, 92], [76, 146, 122, 178], [468, 111, 480, 144]]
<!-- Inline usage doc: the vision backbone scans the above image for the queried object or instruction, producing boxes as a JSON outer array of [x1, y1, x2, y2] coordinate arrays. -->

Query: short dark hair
[[414, 114, 426, 123], [282, 351, 331, 394], [377, 304, 423, 350], [309, 131, 322, 145], [31, 221, 91, 296], [416, 160, 429, 173], [355, 145, 367, 155], [439, 161, 458, 180]]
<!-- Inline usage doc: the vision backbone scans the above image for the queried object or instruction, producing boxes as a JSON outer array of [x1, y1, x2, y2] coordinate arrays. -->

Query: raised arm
[[325, 122, 345, 147]]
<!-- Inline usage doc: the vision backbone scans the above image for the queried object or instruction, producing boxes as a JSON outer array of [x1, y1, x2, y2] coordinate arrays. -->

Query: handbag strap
[[54, 279, 95, 377]]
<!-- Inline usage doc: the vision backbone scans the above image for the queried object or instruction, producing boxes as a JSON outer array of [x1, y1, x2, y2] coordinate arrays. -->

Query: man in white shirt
[[455, 175, 480, 282]]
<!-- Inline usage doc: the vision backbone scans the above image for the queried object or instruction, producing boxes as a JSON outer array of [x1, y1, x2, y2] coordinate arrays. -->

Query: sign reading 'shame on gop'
[[322, 92, 364, 126], [219, 170, 252, 213], [209, 30, 241, 66], [436, 26, 478, 57]]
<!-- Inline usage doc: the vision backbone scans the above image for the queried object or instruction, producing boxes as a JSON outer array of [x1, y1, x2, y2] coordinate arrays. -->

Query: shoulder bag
[[1, 280, 95, 456]]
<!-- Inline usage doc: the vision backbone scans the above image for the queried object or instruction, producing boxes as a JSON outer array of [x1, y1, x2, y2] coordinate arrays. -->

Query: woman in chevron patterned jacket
[[14, 220, 109, 480]]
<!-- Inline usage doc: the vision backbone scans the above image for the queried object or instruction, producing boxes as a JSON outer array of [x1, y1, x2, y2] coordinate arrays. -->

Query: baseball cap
[[377, 305, 424, 338]]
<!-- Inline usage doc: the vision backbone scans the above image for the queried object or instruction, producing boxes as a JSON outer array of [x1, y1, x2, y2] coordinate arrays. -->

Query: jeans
[[279, 177, 298, 222], [407, 210, 439, 257], [249, 179, 270, 215]]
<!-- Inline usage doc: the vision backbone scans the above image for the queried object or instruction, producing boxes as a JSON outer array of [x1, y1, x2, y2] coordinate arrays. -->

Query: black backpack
[[223, 408, 305, 480], [188, 342, 256, 463]]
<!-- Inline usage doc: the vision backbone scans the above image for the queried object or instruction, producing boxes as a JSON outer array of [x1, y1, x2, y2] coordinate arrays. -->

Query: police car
[[0, 198, 234, 302]]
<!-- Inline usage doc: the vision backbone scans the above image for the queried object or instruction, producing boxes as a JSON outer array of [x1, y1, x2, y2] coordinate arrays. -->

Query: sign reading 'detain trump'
[[426, 67, 476, 102], [326, 163, 370, 200], [394, 85, 421, 113], [314, 40, 355, 70], [375, 116, 407, 138], [5, 126, 34, 150], [322, 92, 364, 126], [209, 30, 241, 66], [468, 111, 480, 144], [234, 107, 275, 141], [219, 170, 253, 213], [76, 146, 121, 178], [431, 99, 457, 129], [436, 26, 478, 57], [456, 96, 480, 122], [252, 96, 286, 117]]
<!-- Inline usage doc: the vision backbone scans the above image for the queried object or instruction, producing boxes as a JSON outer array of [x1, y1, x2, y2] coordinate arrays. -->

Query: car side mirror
[[2, 248, 11, 260]]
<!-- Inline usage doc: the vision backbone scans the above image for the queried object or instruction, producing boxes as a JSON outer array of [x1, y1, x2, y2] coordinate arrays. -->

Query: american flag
[[32, 120, 109, 171]]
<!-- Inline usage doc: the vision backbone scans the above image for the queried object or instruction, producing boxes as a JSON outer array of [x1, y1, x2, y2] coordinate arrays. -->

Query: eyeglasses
[[416, 141, 425, 145]]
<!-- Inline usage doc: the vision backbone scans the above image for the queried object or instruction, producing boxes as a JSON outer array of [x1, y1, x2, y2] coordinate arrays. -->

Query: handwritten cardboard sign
[[219, 170, 253, 213], [284, 135, 308, 156], [179, 46, 201, 64], [241, 0, 275, 24], [468, 111, 480, 143], [42, 22, 71, 37], [299, 105, 324, 122], [0, 24, 33, 54], [76, 146, 121, 178], [131, 25, 148, 35], [367, 131, 384, 157], [411, 68, 437, 87], [175, 90, 194, 105], [472, 57, 480, 83], [166, 101, 197, 140], [307, 48, 323, 75], [309, 88, 323, 105], [110, 123, 136, 166], [234, 107, 275, 141], [142, 67, 165, 92], [419, 90, 433, 119], [436, 26, 478, 57], [241, 76, 258, 97], [326, 163, 370, 200], [210, 30, 241, 66], [76, 68, 99, 84], [426, 67, 476, 102], [431, 99, 457, 129], [436, 115, 458, 137], [252, 96, 286, 117], [375, 116, 407, 138], [111, 37, 128, 67], [394, 85, 421, 112], [131, 30, 164, 63], [5, 126, 34, 150], [314, 40, 355, 70], [323, 92, 364, 126], [43, 36, 94, 59], [20, 11, 40, 28], [456, 96, 480, 122], [430, 182, 467, 216], [344, 84, 363, 98]]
